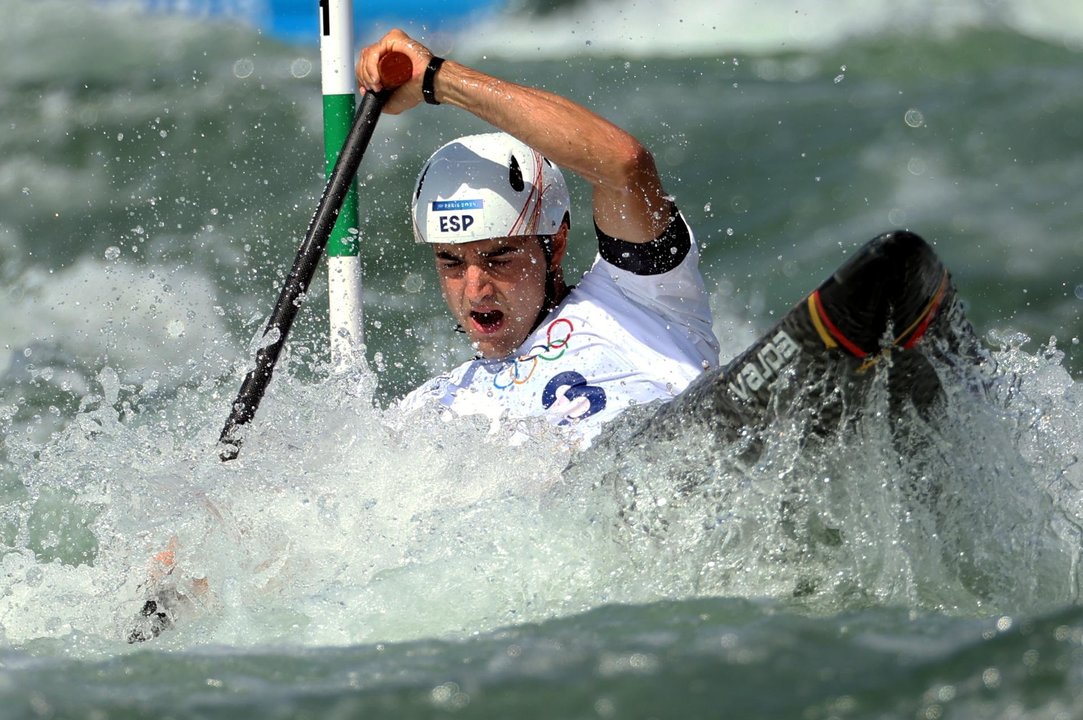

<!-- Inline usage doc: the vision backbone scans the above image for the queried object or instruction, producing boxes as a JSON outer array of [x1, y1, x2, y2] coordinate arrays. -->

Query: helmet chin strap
[[530, 235, 569, 333]]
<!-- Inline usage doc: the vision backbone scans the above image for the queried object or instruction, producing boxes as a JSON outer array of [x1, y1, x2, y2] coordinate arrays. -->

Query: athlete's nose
[[463, 263, 495, 302]]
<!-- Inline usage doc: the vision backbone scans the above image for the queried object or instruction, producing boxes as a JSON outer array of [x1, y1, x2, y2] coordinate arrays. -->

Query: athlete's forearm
[[356, 28, 673, 244], [434, 62, 628, 188]]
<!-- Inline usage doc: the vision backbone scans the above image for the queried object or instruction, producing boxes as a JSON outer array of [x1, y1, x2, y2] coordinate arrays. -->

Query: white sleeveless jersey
[[402, 209, 719, 447]]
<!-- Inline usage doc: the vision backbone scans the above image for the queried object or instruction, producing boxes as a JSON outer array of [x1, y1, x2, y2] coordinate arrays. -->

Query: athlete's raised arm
[[356, 29, 671, 246]]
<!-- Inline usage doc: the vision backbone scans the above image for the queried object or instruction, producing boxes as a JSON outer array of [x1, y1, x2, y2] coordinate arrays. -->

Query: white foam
[[3, 332, 1082, 652], [454, 0, 1083, 58], [1, 258, 238, 387], [0, 369, 589, 648]]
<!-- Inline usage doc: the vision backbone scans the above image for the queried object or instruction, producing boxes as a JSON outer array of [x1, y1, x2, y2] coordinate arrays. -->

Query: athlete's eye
[[436, 254, 463, 270], [483, 248, 520, 268]]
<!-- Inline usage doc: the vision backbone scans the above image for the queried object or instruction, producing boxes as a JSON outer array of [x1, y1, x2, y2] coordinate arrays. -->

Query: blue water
[[1, 0, 1082, 717]]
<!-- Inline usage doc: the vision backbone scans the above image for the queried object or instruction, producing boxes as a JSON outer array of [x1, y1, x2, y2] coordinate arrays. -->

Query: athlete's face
[[432, 234, 559, 358]]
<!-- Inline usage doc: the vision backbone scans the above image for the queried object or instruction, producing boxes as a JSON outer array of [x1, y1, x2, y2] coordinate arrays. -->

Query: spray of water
[[2, 321, 1079, 655]]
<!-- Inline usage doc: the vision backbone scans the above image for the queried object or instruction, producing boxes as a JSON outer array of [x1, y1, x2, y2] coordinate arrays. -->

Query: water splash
[[2, 330, 1080, 653]]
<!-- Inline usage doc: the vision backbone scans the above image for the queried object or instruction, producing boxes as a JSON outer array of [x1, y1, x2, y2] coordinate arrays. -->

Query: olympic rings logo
[[492, 318, 575, 390]]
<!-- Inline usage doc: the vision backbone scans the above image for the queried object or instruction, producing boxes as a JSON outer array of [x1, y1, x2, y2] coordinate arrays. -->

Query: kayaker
[[357, 29, 720, 446]]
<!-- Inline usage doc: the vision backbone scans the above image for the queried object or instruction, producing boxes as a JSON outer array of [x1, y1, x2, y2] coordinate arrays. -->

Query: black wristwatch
[[423, 56, 445, 105]]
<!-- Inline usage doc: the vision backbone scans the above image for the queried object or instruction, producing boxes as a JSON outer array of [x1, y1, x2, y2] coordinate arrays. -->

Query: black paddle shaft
[[217, 87, 393, 461]]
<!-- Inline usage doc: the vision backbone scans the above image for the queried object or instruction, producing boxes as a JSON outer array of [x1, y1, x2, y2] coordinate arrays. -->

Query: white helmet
[[411, 133, 570, 245]]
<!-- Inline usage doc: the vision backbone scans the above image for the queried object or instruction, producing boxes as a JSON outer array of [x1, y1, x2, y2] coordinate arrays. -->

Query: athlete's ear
[[549, 222, 569, 270]]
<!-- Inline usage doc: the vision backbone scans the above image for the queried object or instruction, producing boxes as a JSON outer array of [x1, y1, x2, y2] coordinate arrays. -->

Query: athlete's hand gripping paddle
[[217, 51, 413, 462]]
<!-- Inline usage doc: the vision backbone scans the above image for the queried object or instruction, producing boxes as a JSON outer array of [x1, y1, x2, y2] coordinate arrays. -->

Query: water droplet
[[25, 566, 44, 587], [99, 366, 120, 405], [290, 58, 312, 78], [233, 58, 255, 79], [904, 109, 925, 128], [104, 246, 121, 261], [258, 326, 282, 349]]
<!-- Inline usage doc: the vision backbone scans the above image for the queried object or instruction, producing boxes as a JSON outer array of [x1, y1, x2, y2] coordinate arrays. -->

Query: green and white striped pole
[[319, 0, 363, 368], [217, 49, 411, 461]]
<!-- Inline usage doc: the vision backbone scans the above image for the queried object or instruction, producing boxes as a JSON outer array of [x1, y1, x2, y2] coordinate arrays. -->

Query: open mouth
[[469, 309, 505, 333]]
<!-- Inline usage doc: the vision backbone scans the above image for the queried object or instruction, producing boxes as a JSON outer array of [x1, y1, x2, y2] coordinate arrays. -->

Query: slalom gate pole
[[320, 0, 365, 369], [217, 51, 413, 462]]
